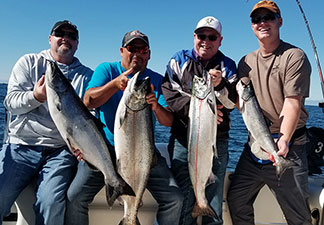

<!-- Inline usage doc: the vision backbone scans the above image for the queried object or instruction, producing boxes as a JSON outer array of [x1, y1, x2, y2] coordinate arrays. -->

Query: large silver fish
[[45, 60, 134, 207], [188, 73, 218, 219], [237, 77, 294, 178], [114, 72, 155, 225]]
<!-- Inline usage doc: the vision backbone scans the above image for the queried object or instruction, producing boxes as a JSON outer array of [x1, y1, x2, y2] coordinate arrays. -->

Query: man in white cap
[[162, 16, 238, 225]]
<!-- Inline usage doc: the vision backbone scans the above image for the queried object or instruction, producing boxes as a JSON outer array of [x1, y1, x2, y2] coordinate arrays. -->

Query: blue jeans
[[65, 149, 184, 225], [227, 143, 312, 225], [169, 135, 229, 225], [0, 143, 77, 225]]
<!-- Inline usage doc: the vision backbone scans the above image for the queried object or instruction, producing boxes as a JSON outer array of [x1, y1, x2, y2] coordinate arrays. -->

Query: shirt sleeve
[[86, 63, 112, 90], [4, 55, 43, 115], [161, 58, 191, 121], [214, 57, 238, 109], [284, 49, 311, 98]]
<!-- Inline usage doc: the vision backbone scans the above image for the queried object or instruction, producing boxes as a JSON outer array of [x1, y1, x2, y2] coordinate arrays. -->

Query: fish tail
[[276, 157, 296, 178], [106, 180, 135, 207], [121, 180, 136, 197], [118, 217, 141, 225], [136, 217, 141, 225], [192, 203, 219, 220], [118, 218, 125, 225], [106, 184, 116, 207], [118, 218, 127, 225]]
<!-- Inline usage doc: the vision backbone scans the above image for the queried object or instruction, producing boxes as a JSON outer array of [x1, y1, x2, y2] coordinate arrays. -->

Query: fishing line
[[295, 0, 324, 111]]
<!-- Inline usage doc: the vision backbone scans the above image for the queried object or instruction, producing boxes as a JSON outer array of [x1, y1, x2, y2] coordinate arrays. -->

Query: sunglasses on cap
[[52, 30, 78, 41], [196, 34, 218, 42], [125, 45, 149, 54], [251, 13, 279, 24]]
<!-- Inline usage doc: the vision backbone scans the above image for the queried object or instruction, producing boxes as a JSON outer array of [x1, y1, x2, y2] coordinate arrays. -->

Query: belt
[[248, 126, 306, 164]]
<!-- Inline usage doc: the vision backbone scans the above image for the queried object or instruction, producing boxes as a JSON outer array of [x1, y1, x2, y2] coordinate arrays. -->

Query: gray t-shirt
[[238, 41, 311, 150]]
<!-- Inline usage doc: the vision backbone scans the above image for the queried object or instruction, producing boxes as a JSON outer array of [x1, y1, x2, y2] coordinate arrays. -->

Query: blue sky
[[0, 0, 323, 103]]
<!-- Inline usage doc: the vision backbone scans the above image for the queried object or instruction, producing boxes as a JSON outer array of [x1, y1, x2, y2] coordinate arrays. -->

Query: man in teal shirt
[[65, 30, 183, 225]]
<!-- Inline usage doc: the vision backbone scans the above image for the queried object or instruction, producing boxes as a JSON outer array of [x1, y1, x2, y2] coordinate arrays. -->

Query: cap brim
[[194, 26, 221, 35], [123, 37, 149, 47], [250, 7, 277, 17]]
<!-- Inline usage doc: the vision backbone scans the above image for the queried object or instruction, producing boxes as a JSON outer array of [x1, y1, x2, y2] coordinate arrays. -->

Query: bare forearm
[[153, 106, 174, 127], [83, 80, 119, 108], [279, 96, 302, 143]]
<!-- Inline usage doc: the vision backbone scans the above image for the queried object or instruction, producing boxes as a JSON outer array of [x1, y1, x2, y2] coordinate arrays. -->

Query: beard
[[131, 63, 142, 73], [56, 44, 74, 58]]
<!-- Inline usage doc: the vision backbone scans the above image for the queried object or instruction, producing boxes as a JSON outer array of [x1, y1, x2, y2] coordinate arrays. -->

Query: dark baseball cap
[[122, 30, 149, 48], [50, 20, 79, 39]]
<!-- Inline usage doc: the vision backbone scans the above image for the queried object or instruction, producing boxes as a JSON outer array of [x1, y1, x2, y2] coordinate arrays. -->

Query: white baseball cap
[[194, 16, 222, 35]]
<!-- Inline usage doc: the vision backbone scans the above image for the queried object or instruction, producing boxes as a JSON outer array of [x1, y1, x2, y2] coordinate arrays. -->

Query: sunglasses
[[52, 30, 78, 41], [126, 45, 149, 54], [196, 34, 218, 42], [251, 13, 279, 24]]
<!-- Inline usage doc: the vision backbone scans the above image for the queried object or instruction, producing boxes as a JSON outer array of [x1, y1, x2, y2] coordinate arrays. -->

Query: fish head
[[45, 60, 69, 93], [237, 77, 255, 111], [192, 75, 211, 100], [125, 74, 151, 111]]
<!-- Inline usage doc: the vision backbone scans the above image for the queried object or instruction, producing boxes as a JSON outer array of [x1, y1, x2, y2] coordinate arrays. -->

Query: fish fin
[[263, 115, 273, 128], [66, 137, 85, 158], [118, 218, 127, 225], [54, 98, 62, 112], [206, 171, 216, 186], [116, 196, 124, 206], [138, 199, 144, 208], [66, 137, 100, 171], [192, 203, 219, 220], [92, 115, 106, 131], [66, 137, 74, 151], [207, 172, 215, 186], [121, 180, 136, 197], [118, 106, 127, 128], [213, 144, 218, 158], [207, 97, 216, 115], [276, 157, 296, 179], [106, 184, 114, 207], [150, 152, 158, 169]]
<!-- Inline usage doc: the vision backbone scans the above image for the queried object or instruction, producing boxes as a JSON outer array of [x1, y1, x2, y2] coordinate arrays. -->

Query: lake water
[[0, 83, 323, 171]]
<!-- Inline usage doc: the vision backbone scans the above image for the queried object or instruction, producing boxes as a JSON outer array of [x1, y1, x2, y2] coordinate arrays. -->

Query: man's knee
[[166, 188, 184, 211]]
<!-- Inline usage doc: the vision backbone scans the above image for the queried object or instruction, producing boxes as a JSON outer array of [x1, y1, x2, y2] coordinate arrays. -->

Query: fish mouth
[[241, 80, 254, 102], [125, 75, 151, 112], [45, 60, 56, 85], [192, 75, 211, 100], [134, 76, 151, 94], [45, 60, 69, 92]]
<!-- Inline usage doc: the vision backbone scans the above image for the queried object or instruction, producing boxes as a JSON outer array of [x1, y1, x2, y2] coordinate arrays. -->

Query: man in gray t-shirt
[[227, 1, 312, 224]]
